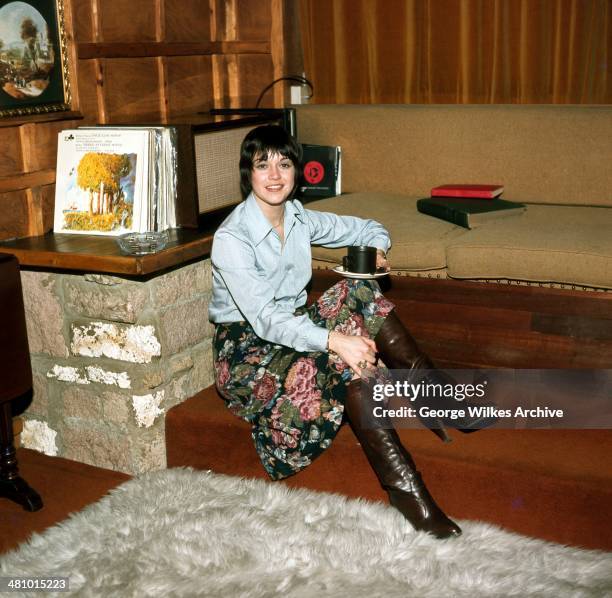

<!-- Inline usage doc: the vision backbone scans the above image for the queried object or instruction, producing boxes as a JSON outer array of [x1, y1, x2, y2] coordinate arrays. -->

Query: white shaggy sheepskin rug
[[1, 468, 611, 597]]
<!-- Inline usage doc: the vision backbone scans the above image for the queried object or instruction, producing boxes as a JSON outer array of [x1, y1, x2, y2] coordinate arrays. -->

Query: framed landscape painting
[[0, 0, 71, 117]]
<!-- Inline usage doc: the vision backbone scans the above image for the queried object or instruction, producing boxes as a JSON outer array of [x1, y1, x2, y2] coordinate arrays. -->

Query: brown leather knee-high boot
[[344, 382, 461, 539], [374, 311, 498, 439]]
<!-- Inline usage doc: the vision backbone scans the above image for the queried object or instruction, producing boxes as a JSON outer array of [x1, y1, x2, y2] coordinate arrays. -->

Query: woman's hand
[[377, 249, 390, 272], [328, 331, 377, 377]]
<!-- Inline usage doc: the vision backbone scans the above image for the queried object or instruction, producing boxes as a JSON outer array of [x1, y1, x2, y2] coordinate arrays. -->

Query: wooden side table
[[0, 228, 214, 276], [0, 253, 42, 511]]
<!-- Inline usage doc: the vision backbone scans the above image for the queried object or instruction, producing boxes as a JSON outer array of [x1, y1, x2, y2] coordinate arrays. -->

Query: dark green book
[[416, 197, 526, 229]]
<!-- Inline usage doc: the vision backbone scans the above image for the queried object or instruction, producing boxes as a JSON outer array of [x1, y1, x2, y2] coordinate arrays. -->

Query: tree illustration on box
[[63, 152, 136, 232]]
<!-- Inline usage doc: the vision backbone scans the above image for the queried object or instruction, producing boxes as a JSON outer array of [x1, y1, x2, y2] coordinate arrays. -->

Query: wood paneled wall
[[0, 0, 291, 242]]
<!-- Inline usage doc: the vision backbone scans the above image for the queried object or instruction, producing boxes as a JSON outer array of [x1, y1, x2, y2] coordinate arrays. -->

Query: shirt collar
[[245, 193, 304, 246]]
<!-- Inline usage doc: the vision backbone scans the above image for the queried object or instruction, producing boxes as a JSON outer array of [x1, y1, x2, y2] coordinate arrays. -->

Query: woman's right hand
[[328, 331, 377, 377]]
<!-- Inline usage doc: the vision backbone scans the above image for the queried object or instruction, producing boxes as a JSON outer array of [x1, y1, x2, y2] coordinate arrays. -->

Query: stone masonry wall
[[18, 258, 215, 475]]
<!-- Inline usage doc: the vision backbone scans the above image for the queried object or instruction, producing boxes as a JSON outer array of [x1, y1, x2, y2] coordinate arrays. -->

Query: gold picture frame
[[0, 0, 71, 117]]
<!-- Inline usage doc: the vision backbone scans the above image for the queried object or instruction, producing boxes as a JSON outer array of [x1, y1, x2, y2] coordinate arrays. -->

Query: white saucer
[[332, 265, 389, 280]]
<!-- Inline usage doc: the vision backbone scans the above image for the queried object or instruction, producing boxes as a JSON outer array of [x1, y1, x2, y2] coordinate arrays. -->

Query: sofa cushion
[[446, 204, 612, 289], [306, 192, 467, 271]]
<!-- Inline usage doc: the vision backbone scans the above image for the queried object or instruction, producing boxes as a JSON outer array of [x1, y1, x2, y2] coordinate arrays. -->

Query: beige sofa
[[297, 105, 612, 292]]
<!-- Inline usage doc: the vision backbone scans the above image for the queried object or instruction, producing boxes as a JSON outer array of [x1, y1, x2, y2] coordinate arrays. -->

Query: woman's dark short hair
[[239, 125, 302, 199]]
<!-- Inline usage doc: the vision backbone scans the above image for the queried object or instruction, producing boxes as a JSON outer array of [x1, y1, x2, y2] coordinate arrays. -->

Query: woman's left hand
[[376, 249, 390, 272], [328, 331, 378, 378]]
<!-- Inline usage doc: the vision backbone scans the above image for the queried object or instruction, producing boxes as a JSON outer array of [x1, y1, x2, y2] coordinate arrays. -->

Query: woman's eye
[[254, 163, 267, 170], [280, 162, 293, 169]]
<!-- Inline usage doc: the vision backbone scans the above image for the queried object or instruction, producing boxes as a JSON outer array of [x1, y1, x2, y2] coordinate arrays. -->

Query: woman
[[210, 125, 492, 539]]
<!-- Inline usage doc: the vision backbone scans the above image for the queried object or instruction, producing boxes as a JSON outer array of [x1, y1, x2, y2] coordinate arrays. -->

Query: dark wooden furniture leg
[[0, 395, 42, 511], [0, 253, 42, 511]]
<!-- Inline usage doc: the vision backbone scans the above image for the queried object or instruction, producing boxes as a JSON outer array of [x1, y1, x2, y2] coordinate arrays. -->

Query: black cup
[[343, 245, 377, 274]]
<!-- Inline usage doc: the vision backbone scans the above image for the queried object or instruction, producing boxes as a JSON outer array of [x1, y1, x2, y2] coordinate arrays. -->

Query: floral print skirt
[[212, 279, 395, 480]]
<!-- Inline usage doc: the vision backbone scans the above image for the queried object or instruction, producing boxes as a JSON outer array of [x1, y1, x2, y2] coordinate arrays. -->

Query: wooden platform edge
[[309, 269, 612, 369], [0, 230, 213, 276]]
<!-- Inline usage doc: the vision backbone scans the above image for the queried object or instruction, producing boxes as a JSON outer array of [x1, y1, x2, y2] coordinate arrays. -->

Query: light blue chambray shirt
[[209, 193, 391, 352]]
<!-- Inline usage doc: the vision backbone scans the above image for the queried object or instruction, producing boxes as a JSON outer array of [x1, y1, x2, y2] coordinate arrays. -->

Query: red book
[[431, 184, 504, 199]]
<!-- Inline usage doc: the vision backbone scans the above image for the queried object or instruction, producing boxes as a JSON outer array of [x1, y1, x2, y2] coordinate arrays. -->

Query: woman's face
[[250, 152, 296, 208]]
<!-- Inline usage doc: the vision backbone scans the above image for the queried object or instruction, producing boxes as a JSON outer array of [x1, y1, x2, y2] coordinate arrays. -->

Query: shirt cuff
[[301, 325, 329, 353], [372, 239, 391, 253]]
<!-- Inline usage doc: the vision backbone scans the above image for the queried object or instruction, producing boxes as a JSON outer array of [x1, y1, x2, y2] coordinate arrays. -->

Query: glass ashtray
[[116, 231, 169, 255]]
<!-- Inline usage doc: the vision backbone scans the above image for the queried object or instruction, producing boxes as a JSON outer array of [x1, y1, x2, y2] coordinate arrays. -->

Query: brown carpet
[[0, 449, 130, 555], [166, 385, 612, 551]]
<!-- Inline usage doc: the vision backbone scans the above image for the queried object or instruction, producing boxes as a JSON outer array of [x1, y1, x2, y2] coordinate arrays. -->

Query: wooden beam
[[158, 56, 169, 122], [94, 58, 107, 124], [155, 0, 165, 42], [227, 55, 239, 108], [270, 0, 286, 107], [209, 0, 220, 41], [18, 123, 36, 173], [155, 0, 168, 122], [225, 0, 238, 41], [25, 187, 45, 237], [91, 0, 101, 41], [211, 54, 226, 109], [0, 111, 83, 129], [78, 41, 271, 59], [17, 123, 46, 237], [0, 170, 56, 194]]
